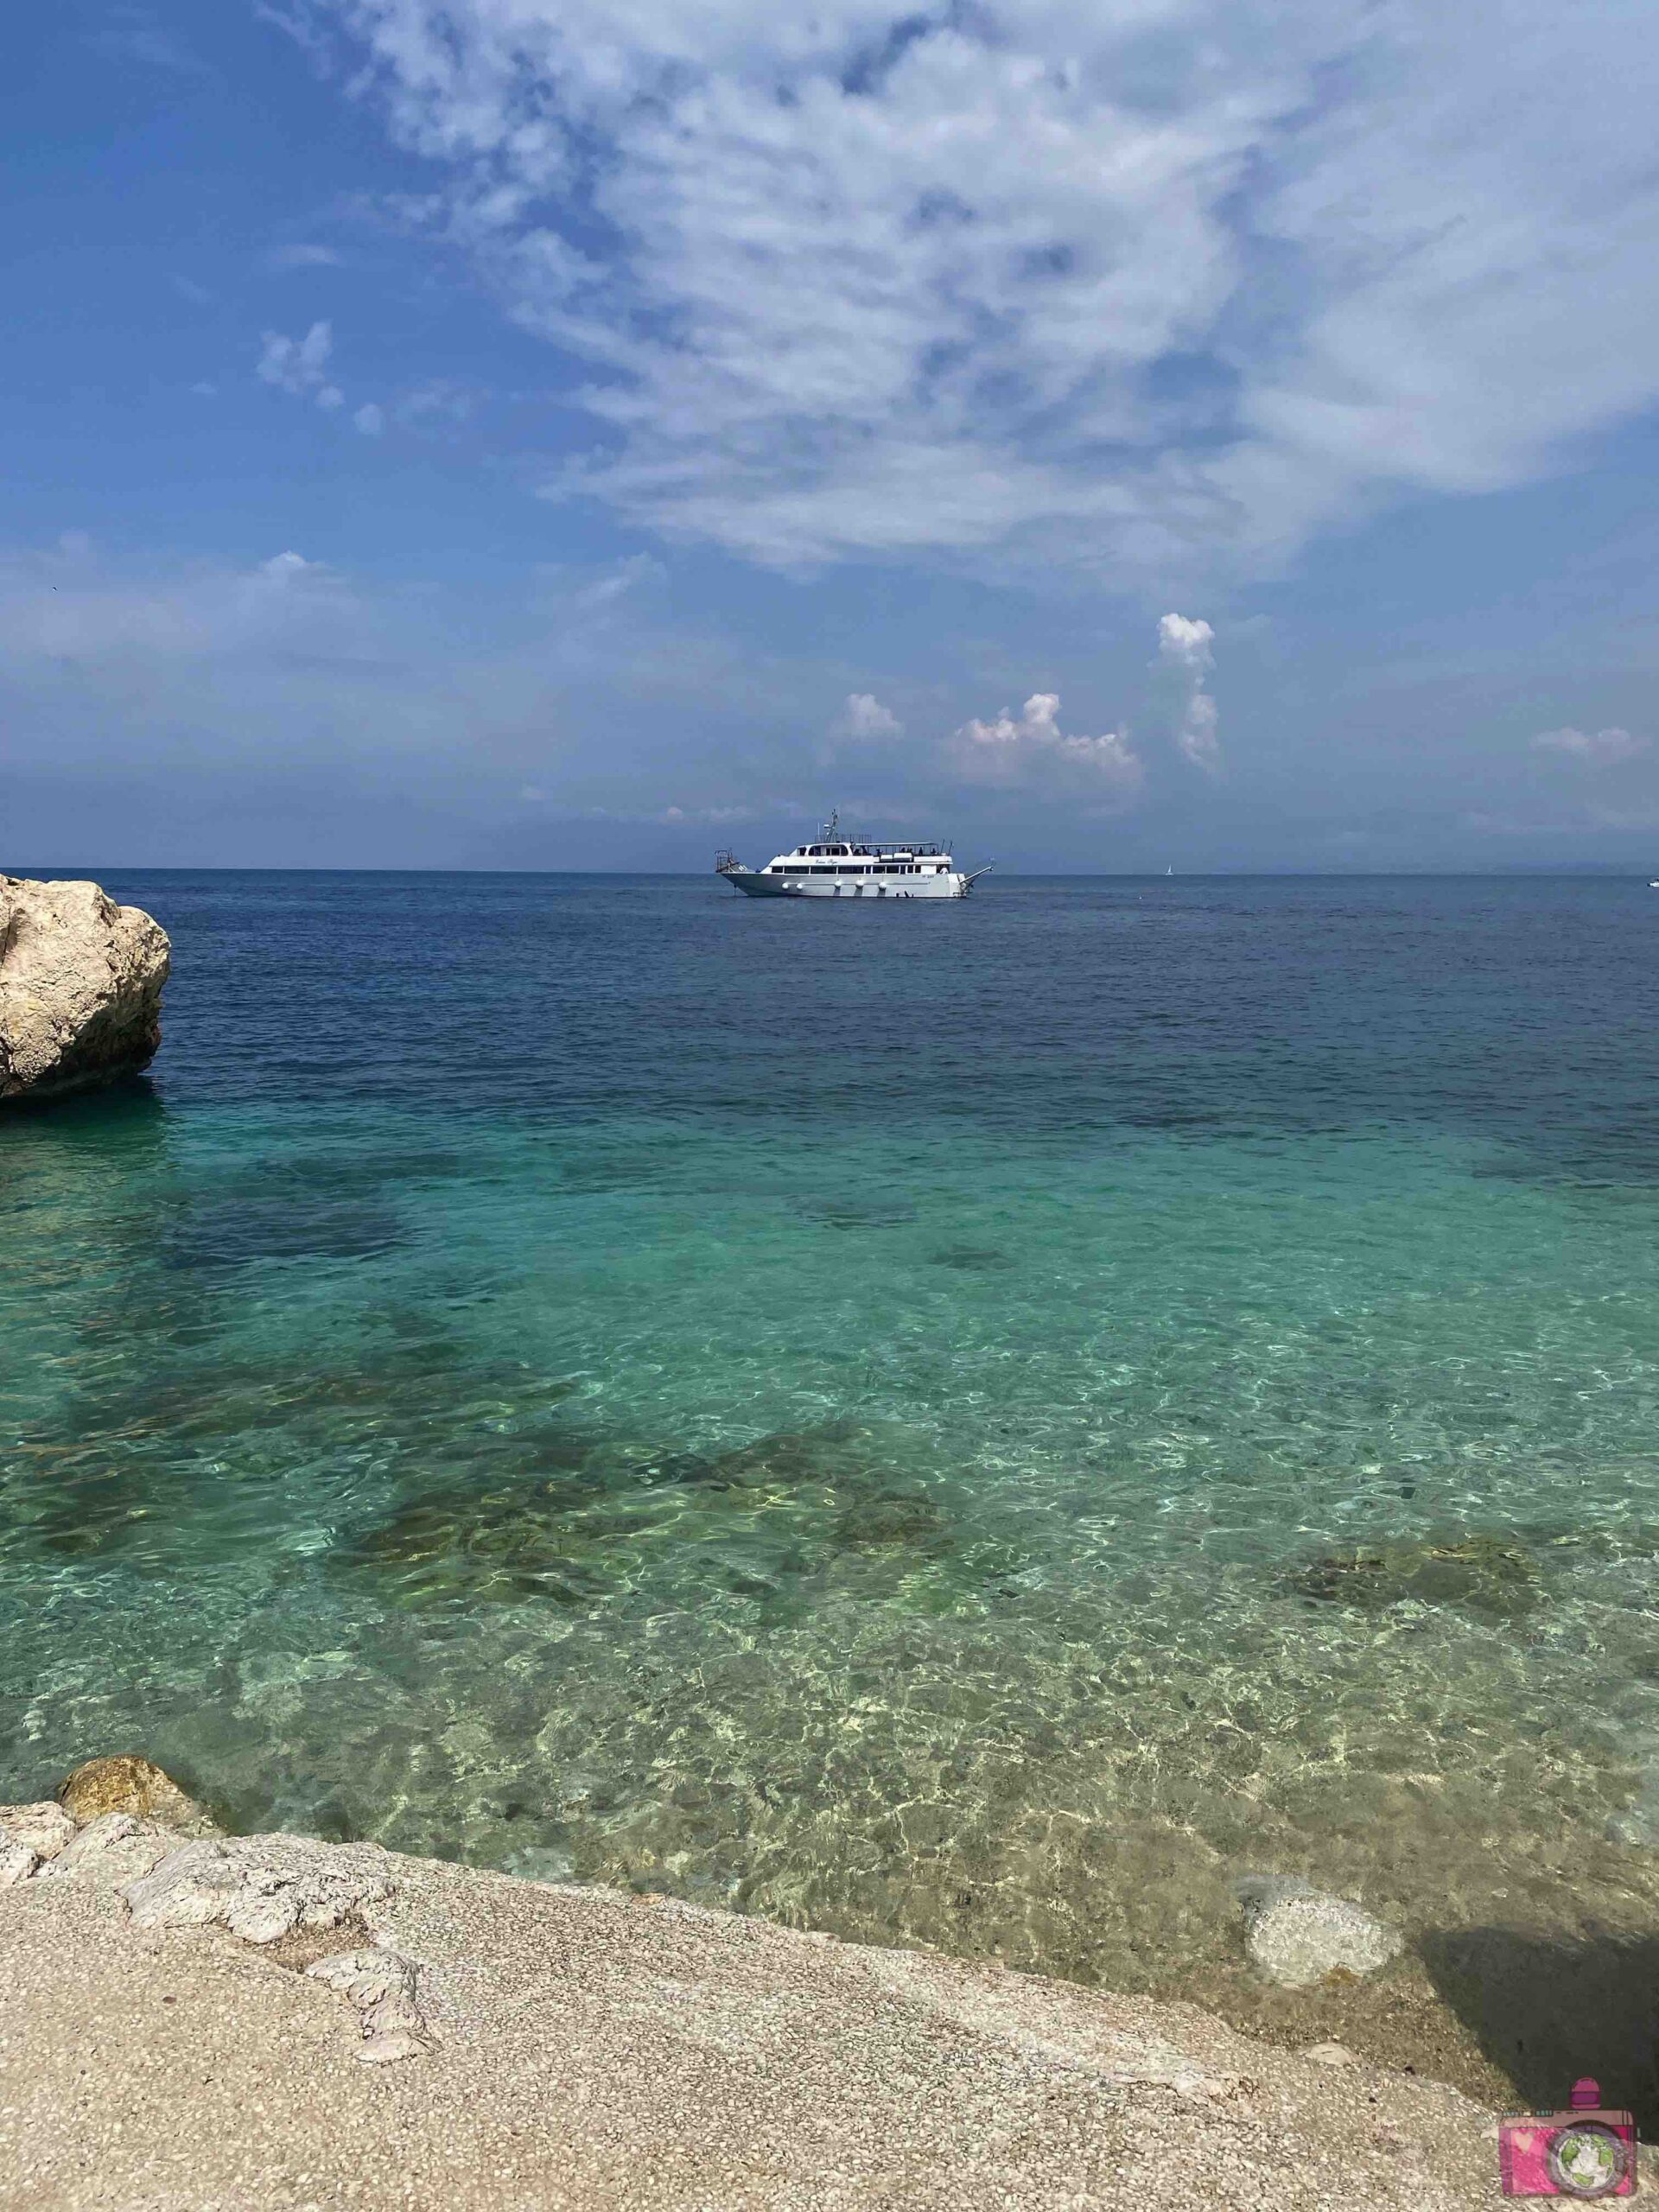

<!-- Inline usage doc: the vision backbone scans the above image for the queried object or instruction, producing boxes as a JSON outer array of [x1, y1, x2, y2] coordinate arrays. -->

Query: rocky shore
[[2, 1760, 1513, 2209], [0, 874, 169, 1103]]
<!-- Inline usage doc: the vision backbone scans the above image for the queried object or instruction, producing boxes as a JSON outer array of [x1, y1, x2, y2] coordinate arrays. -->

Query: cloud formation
[[86, 4, 209, 76], [1532, 726, 1649, 765], [257, 321, 344, 410], [1157, 613, 1220, 771], [0, 540, 352, 662], [270, 243, 345, 270], [281, 0, 1659, 584], [945, 692, 1141, 795], [831, 693, 904, 745]]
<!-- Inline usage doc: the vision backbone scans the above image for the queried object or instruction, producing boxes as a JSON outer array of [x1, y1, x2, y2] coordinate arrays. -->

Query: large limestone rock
[[0, 874, 169, 1103], [123, 1836, 391, 1945]]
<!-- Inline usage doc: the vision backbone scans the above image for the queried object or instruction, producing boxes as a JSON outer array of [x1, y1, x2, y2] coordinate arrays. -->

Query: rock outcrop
[[3, 1767, 436, 2069], [0, 1797, 1508, 2209], [0, 874, 169, 1103]]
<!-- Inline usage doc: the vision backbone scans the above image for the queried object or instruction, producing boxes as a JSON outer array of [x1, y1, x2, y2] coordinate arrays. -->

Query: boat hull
[[720, 869, 972, 899]]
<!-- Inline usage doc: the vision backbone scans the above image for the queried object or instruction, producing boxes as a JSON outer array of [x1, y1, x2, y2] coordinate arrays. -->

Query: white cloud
[[658, 804, 756, 823], [831, 692, 903, 745], [1157, 613, 1220, 771], [1532, 725, 1649, 765], [398, 379, 478, 424], [270, 244, 345, 269], [565, 552, 664, 609], [286, 0, 1659, 584], [354, 402, 385, 435], [944, 691, 1142, 796], [0, 542, 351, 662], [87, 5, 208, 76], [190, 381, 219, 398], [257, 321, 342, 409]]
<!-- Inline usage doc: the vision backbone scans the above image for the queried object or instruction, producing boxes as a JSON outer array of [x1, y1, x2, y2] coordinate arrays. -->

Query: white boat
[[715, 813, 991, 900]]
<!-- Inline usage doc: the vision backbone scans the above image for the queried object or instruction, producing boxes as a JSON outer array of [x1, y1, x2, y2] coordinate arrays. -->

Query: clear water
[[7, 873, 1659, 2047]]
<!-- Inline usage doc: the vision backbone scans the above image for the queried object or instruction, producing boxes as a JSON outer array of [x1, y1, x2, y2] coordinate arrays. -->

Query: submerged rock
[[1234, 1874, 1404, 1988], [832, 1492, 952, 1553], [339, 1483, 632, 1607], [0, 874, 169, 1103], [694, 1418, 929, 1496], [1287, 1531, 1541, 1618], [925, 1244, 1015, 1271], [59, 1754, 218, 1837]]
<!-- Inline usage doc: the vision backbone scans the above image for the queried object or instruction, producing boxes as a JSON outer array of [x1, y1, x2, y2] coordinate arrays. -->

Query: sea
[[7, 871, 1659, 2091]]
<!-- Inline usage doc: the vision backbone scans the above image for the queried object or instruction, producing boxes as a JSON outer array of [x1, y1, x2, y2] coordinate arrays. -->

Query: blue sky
[[6, 0, 1659, 870]]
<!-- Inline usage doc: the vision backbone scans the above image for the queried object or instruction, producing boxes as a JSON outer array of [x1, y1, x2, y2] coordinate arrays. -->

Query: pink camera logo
[[1498, 2078, 1637, 2198]]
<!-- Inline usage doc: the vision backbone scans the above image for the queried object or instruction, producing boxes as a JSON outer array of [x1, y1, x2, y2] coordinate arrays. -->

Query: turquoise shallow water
[[6, 871, 1659, 2041]]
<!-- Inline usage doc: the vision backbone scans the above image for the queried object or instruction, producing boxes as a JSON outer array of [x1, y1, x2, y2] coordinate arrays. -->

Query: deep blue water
[[6, 871, 1659, 2012]]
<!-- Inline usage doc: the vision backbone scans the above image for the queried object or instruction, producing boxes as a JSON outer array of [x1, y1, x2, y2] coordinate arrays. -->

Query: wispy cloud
[[0, 540, 352, 662], [270, 243, 345, 270], [563, 553, 664, 611], [353, 402, 385, 436], [255, 2, 337, 70], [86, 4, 209, 77], [1532, 725, 1649, 765], [290, 0, 1659, 586], [397, 379, 478, 425]]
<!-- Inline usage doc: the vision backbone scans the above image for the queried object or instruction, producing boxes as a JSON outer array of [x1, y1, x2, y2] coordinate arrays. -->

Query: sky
[[6, 0, 1659, 871]]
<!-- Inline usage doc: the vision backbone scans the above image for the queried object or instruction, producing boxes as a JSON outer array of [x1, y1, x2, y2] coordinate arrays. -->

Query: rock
[[1287, 1532, 1540, 1619], [1605, 1758, 1659, 1848], [308, 1946, 435, 2060], [831, 1492, 951, 1553], [357, 2031, 431, 2065], [1234, 1875, 1403, 1988], [0, 876, 169, 1103], [122, 1839, 240, 1929], [123, 1839, 391, 1943], [58, 1755, 216, 1838], [1302, 2042, 1360, 2068], [307, 1947, 416, 2009], [0, 1802, 76, 1861], [40, 1813, 172, 1890], [0, 1842, 39, 1887], [339, 1484, 615, 1610]]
